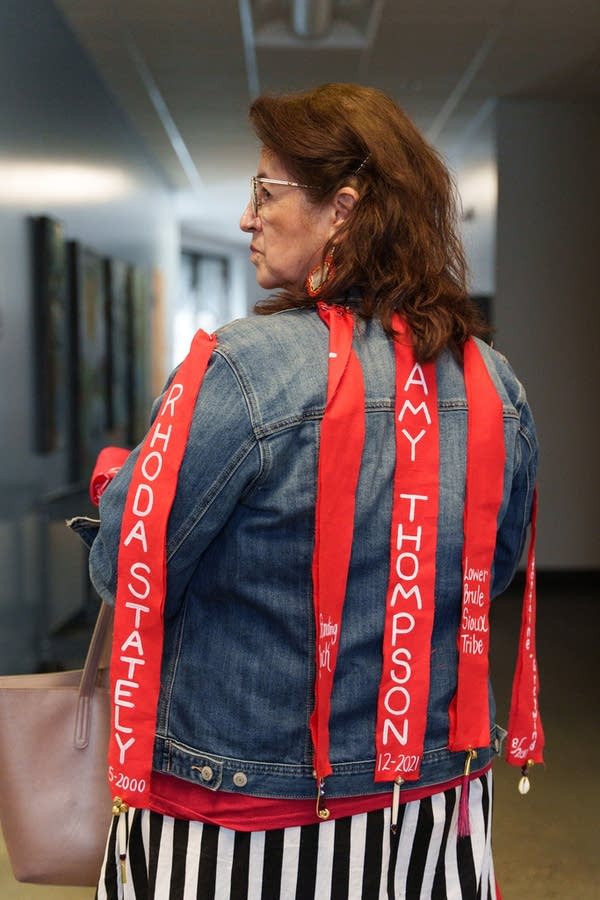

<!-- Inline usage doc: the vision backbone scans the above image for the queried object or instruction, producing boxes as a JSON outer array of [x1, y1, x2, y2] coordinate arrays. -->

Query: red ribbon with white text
[[107, 329, 215, 808], [506, 489, 544, 767], [448, 338, 506, 752], [309, 303, 365, 801], [374, 315, 439, 784]]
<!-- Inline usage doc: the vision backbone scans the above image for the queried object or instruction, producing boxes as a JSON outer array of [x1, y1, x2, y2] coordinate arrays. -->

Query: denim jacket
[[71, 307, 537, 801]]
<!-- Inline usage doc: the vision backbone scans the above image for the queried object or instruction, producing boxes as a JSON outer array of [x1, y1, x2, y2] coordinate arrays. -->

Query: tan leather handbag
[[0, 602, 113, 886]]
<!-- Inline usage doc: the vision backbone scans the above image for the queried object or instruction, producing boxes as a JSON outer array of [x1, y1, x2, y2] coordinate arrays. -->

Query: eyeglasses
[[250, 176, 311, 217], [249, 155, 371, 217]]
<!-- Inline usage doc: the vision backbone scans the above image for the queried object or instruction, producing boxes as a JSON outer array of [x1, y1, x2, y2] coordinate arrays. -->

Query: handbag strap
[[74, 603, 114, 750]]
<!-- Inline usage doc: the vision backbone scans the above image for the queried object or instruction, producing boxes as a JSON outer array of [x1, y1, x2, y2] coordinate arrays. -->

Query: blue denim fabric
[[70, 308, 537, 800]]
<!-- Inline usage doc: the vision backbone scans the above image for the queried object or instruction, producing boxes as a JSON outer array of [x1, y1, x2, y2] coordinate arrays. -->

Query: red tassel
[[457, 749, 477, 837], [457, 775, 471, 836]]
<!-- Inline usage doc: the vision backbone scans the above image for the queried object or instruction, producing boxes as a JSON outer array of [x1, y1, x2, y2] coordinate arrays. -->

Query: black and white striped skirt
[[96, 770, 497, 900]]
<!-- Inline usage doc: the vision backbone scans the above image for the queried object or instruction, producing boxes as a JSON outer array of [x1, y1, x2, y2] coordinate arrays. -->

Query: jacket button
[[233, 771, 248, 788], [200, 765, 213, 782]]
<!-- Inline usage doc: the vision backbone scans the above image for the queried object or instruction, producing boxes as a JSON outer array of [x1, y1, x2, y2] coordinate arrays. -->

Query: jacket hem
[[153, 724, 506, 800]]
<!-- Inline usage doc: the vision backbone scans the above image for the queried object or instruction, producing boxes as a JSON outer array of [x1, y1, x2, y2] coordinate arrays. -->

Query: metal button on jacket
[[200, 765, 213, 782], [233, 771, 248, 788]]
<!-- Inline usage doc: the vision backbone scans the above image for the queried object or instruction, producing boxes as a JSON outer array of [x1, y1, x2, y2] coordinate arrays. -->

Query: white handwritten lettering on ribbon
[[318, 614, 338, 673], [379, 363, 431, 773], [510, 551, 540, 759], [460, 560, 490, 656], [526, 554, 541, 748], [112, 381, 183, 766]]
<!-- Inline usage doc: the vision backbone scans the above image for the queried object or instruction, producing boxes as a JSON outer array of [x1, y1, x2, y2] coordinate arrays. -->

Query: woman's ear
[[332, 186, 359, 231]]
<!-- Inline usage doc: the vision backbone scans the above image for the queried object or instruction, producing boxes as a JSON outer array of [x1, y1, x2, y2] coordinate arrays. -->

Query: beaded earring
[[305, 252, 336, 298]]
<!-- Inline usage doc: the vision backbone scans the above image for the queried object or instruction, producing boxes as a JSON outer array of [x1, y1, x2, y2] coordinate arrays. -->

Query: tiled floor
[[1, 574, 598, 898], [489, 573, 599, 898]]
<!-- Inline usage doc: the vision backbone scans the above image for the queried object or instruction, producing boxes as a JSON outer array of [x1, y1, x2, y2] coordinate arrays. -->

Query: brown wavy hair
[[249, 83, 486, 361]]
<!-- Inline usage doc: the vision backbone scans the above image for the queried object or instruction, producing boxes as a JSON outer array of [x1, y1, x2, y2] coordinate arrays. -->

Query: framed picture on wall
[[67, 242, 108, 482], [103, 258, 130, 446], [126, 265, 152, 446], [31, 216, 69, 453], [151, 267, 167, 398]]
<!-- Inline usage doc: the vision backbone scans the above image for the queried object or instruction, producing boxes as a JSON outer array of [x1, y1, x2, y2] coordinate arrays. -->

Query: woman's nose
[[240, 201, 259, 233]]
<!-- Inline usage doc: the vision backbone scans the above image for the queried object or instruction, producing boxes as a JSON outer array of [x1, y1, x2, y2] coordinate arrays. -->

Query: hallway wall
[[495, 98, 600, 569], [0, 0, 178, 671]]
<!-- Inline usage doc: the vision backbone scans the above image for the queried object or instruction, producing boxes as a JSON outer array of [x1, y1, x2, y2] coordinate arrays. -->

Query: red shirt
[[149, 764, 492, 831]]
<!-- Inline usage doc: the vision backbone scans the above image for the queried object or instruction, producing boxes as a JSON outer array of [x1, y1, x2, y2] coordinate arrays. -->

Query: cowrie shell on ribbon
[[518, 775, 531, 795]]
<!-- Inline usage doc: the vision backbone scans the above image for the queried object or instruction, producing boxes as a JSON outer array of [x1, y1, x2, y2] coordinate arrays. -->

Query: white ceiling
[[55, 0, 600, 242]]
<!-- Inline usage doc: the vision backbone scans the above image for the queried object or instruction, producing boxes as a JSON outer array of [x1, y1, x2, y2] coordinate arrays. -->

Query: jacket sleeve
[[492, 376, 539, 596], [87, 348, 262, 612]]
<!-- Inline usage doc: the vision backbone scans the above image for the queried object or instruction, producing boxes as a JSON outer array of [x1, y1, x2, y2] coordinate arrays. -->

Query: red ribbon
[[374, 315, 439, 782], [506, 489, 545, 766], [448, 338, 506, 751], [309, 303, 365, 782], [89, 447, 130, 505], [107, 329, 215, 808]]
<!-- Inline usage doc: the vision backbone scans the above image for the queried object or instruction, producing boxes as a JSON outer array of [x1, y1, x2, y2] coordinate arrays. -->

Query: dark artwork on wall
[[31, 216, 69, 453], [31, 217, 153, 482], [126, 265, 151, 446], [103, 258, 130, 446], [67, 242, 108, 482]]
